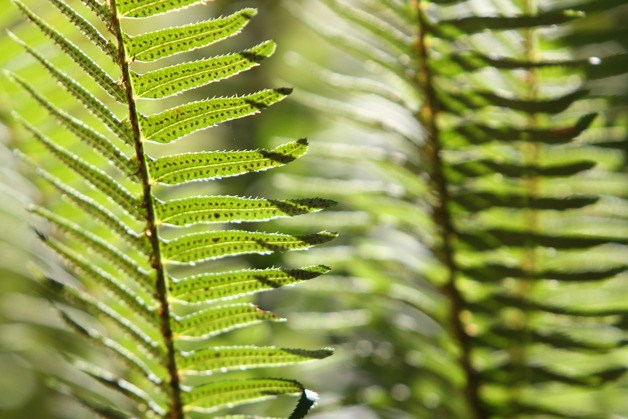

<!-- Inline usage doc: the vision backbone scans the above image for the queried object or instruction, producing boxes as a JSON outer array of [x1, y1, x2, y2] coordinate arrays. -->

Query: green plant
[[274, 0, 627, 417], [5, 0, 337, 417]]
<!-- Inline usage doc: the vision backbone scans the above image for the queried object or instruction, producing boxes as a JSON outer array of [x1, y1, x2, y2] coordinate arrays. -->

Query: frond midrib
[[414, 2, 485, 418], [108, 1, 183, 416]]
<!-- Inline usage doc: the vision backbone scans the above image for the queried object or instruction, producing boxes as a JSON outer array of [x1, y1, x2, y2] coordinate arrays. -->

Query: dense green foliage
[[1, 0, 627, 418]]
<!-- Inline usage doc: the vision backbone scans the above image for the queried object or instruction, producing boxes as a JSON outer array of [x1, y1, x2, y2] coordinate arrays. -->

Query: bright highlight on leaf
[[173, 303, 283, 340]]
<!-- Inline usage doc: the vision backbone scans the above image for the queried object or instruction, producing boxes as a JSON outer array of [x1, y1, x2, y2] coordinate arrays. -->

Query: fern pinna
[[279, 0, 627, 417], [8, 0, 336, 416]]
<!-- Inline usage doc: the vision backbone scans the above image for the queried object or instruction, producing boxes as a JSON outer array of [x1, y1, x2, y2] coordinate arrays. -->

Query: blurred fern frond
[[6, 0, 336, 416], [276, 0, 627, 417]]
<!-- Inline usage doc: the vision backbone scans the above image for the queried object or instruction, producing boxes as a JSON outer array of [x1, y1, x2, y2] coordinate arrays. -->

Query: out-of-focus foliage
[[0, 119, 48, 418], [269, 0, 628, 418], [1, 54, 90, 415]]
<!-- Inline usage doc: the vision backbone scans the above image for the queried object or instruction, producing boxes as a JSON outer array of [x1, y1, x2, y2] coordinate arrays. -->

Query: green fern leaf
[[10, 35, 133, 144], [32, 207, 151, 291], [118, 0, 212, 18], [37, 169, 146, 250], [178, 346, 333, 374], [149, 139, 309, 184], [59, 311, 163, 384], [132, 41, 276, 99], [47, 0, 117, 59], [19, 120, 141, 217], [9, 74, 136, 177], [182, 379, 307, 413], [45, 277, 164, 359], [156, 196, 334, 226], [124, 8, 257, 61], [9, 0, 333, 416], [13, 0, 124, 101], [139, 89, 291, 143], [173, 303, 283, 341], [41, 237, 157, 323], [80, 0, 111, 24], [163, 230, 337, 264], [171, 265, 331, 303]]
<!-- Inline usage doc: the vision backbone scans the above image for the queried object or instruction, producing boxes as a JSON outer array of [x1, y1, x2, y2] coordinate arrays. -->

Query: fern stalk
[[511, 0, 541, 407], [414, 2, 485, 418], [107, 0, 183, 416], [9, 0, 336, 415]]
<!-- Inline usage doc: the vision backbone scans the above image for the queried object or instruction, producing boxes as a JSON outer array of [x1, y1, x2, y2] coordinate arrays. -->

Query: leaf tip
[[276, 87, 294, 96]]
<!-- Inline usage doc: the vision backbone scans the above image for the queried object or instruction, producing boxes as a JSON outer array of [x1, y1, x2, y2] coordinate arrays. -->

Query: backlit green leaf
[[448, 113, 597, 146], [81, 0, 110, 23], [183, 378, 304, 412], [10, 74, 135, 177], [9, 37, 133, 144], [171, 265, 331, 303], [13, 0, 123, 101], [59, 311, 163, 385], [37, 169, 146, 252], [149, 139, 308, 184], [18, 119, 140, 218], [133, 41, 275, 99], [124, 8, 256, 59], [32, 207, 152, 292], [155, 196, 334, 226], [163, 230, 337, 264], [41, 237, 156, 324], [436, 10, 584, 38], [139, 89, 291, 143], [43, 277, 164, 359], [451, 159, 596, 179], [452, 192, 598, 211], [48, 0, 117, 59], [173, 303, 283, 340], [78, 363, 166, 415], [178, 346, 332, 375]]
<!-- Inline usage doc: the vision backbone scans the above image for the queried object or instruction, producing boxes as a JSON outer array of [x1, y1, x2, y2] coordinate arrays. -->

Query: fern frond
[[278, 0, 628, 417], [9, 0, 334, 416]]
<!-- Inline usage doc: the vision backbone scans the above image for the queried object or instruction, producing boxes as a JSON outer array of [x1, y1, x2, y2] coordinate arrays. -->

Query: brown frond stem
[[413, 1, 486, 418], [510, 0, 541, 411], [107, 3, 183, 417]]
